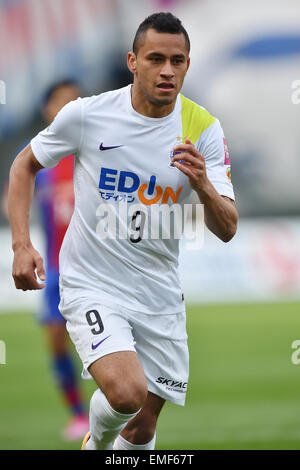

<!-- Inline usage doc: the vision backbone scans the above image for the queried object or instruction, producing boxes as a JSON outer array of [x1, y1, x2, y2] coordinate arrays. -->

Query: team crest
[[226, 167, 231, 181]]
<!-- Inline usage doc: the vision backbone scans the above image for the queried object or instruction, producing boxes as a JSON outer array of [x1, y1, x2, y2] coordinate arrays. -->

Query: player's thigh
[[89, 351, 148, 411], [59, 287, 148, 409]]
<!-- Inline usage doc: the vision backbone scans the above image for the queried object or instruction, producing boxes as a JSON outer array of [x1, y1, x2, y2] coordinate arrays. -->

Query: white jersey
[[31, 84, 234, 315]]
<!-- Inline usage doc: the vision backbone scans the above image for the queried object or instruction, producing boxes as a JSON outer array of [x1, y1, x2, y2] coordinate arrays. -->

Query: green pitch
[[1, 302, 300, 450]]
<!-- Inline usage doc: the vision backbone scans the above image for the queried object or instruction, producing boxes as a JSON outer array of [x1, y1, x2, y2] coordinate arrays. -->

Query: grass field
[[1, 301, 300, 450]]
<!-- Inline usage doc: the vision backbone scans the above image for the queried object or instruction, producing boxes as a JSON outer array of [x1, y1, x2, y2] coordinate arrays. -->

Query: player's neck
[[130, 84, 176, 119]]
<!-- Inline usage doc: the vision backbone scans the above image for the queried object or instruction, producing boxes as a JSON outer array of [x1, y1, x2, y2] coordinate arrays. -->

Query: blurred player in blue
[[3, 80, 89, 440]]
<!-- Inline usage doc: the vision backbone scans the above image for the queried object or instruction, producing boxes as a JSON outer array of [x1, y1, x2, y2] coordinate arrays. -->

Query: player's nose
[[160, 61, 175, 78]]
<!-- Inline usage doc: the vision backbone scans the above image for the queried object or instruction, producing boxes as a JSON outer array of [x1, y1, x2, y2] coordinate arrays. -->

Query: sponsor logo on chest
[[98, 167, 182, 205]]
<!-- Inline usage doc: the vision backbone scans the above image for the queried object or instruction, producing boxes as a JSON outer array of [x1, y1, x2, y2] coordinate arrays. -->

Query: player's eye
[[172, 58, 184, 65], [150, 57, 163, 63]]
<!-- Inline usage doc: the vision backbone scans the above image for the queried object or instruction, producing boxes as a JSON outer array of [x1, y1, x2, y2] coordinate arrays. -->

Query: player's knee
[[109, 382, 148, 414]]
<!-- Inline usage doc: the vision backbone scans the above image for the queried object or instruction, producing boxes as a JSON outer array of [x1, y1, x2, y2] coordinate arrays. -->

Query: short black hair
[[41, 79, 79, 108], [132, 12, 190, 56]]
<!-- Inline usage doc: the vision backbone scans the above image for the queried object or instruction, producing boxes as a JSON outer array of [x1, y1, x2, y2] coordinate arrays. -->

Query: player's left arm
[[172, 138, 238, 242]]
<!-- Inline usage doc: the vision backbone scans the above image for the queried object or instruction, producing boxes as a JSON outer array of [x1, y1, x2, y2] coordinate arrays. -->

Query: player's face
[[44, 84, 80, 123], [128, 29, 190, 111]]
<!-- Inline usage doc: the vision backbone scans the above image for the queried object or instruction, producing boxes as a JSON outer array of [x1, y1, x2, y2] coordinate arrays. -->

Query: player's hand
[[12, 244, 46, 291], [172, 138, 209, 193]]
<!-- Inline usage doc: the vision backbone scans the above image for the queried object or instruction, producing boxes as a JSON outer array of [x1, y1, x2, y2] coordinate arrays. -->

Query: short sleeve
[[31, 97, 83, 168], [196, 119, 235, 200]]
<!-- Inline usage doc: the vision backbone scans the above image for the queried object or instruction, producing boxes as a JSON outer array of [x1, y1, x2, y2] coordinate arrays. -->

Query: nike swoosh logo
[[91, 335, 111, 350], [99, 142, 123, 151]]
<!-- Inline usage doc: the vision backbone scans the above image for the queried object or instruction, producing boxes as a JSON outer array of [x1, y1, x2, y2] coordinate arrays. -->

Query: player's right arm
[[8, 143, 46, 291], [9, 97, 82, 291]]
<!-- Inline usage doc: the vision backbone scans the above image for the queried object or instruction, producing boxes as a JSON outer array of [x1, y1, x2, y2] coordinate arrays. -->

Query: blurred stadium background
[[1, 0, 300, 450]]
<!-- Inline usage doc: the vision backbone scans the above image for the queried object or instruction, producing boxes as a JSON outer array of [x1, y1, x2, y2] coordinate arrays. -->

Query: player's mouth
[[157, 82, 175, 92]]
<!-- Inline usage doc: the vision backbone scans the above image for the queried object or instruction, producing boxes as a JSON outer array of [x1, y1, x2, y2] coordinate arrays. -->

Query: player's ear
[[186, 56, 190, 72], [127, 52, 137, 74]]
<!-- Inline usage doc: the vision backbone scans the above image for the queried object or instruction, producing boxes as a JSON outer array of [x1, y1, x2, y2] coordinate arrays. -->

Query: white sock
[[85, 388, 139, 450], [113, 432, 156, 450]]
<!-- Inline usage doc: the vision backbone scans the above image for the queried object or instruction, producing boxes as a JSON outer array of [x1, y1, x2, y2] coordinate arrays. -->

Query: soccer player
[[3, 80, 89, 441], [8, 13, 238, 450]]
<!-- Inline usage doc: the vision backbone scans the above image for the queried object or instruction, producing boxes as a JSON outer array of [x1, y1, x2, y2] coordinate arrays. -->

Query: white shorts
[[59, 286, 189, 406]]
